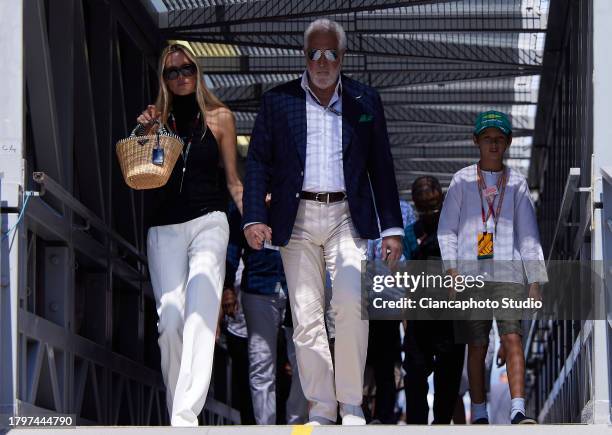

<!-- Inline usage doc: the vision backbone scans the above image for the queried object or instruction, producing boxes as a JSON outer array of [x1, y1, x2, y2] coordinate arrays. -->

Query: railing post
[[597, 168, 612, 424], [591, 0, 612, 424], [0, 0, 25, 417]]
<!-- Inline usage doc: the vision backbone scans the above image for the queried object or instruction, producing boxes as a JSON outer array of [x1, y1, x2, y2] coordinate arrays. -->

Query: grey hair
[[303, 18, 347, 51]]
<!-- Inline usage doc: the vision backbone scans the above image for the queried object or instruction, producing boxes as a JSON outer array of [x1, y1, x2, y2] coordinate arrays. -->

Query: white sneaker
[[305, 416, 335, 425], [339, 403, 366, 426]]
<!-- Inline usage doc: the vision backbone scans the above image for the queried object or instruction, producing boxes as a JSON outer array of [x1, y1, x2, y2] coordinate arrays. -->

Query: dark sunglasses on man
[[307, 49, 338, 62], [163, 63, 197, 81]]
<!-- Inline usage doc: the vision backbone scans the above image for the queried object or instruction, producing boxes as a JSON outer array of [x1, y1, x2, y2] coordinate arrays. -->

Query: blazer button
[[295, 193, 300, 198], [300, 171, 304, 176]]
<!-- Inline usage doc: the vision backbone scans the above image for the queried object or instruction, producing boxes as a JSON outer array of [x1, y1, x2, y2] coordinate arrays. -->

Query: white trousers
[[147, 212, 229, 426], [280, 200, 368, 422]]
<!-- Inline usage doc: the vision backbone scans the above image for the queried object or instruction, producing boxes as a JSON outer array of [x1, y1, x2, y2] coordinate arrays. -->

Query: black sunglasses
[[307, 49, 338, 62], [163, 63, 197, 81]]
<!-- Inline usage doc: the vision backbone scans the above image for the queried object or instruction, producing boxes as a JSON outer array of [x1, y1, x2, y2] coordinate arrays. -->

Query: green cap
[[474, 110, 512, 136]]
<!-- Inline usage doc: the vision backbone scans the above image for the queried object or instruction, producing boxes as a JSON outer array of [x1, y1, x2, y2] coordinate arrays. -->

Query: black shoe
[[472, 418, 489, 424], [511, 412, 537, 424]]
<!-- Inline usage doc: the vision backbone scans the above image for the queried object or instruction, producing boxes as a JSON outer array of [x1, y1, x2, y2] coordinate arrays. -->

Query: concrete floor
[[4, 424, 611, 435]]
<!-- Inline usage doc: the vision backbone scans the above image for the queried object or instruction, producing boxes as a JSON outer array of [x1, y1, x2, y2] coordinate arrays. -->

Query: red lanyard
[[476, 164, 507, 234], [169, 112, 201, 157]]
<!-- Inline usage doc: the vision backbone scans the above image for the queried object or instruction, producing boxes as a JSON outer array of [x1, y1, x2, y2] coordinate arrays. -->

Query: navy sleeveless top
[[150, 93, 227, 227]]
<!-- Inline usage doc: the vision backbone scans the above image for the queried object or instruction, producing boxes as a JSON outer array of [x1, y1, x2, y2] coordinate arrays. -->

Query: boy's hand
[[528, 282, 542, 302], [496, 346, 506, 367], [381, 236, 402, 270]]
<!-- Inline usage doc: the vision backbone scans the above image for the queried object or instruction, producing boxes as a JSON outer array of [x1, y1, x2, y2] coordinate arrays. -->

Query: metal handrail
[[525, 168, 584, 356], [547, 167, 581, 262], [524, 167, 598, 423], [32, 172, 147, 265]]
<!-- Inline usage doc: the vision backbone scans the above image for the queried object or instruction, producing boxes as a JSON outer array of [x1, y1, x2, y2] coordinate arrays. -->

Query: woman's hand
[[136, 105, 160, 134]]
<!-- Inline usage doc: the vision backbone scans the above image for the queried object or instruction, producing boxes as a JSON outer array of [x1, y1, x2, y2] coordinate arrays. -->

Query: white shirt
[[437, 164, 548, 284], [299, 72, 403, 239], [300, 72, 345, 193]]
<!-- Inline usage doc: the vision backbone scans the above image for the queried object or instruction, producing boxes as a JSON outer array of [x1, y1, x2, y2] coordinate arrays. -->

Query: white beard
[[310, 72, 339, 91]]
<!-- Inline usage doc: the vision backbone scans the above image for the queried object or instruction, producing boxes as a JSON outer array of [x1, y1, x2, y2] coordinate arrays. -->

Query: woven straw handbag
[[116, 121, 183, 190]]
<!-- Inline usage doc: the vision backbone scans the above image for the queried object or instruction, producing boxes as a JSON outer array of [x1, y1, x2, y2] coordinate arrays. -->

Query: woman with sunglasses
[[137, 44, 243, 426]]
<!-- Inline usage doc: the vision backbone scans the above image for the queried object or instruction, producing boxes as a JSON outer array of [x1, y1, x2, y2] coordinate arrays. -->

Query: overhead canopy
[[144, 0, 549, 197]]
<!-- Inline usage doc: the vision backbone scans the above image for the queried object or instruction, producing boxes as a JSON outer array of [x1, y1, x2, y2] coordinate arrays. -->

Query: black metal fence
[[525, 0, 594, 423]]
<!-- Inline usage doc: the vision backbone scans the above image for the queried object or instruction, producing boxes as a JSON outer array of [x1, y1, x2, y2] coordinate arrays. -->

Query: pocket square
[[359, 114, 373, 122]]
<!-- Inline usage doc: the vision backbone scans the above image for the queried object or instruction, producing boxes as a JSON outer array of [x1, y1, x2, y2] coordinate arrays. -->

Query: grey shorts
[[455, 282, 525, 345]]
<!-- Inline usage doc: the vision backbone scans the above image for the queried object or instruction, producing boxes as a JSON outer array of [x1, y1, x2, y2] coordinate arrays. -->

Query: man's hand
[[222, 287, 239, 317], [447, 268, 459, 301], [528, 282, 542, 303], [244, 223, 272, 250], [381, 235, 402, 269]]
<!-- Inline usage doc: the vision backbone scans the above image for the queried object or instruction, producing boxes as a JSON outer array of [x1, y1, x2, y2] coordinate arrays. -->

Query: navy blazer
[[242, 74, 403, 246]]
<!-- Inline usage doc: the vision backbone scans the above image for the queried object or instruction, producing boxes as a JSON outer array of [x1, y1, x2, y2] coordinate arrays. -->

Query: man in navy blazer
[[242, 18, 403, 425]]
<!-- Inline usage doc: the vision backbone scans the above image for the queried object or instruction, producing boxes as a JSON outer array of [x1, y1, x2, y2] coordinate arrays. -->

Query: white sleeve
[[514, 178, 548, 284], [380, 227, 404, 238], [437, 173, 461, 271]]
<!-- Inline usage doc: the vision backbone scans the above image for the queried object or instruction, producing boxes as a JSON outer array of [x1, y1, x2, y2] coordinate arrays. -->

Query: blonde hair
[[155, 44, 226, 128]]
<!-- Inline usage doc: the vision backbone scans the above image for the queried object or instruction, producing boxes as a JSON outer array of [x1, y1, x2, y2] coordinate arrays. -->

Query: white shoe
[[306, 416, 335, 425], [339, 403, 366, 426]]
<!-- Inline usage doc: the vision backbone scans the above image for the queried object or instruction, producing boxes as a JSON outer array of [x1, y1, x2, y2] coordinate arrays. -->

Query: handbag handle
[[130, 120, 172, 137], [129, 120, 169, 151]]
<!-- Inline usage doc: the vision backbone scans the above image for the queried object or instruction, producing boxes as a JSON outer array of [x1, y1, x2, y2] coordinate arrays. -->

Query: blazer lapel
[[290, 84, 307, 169], [341, 78, 362, 156]]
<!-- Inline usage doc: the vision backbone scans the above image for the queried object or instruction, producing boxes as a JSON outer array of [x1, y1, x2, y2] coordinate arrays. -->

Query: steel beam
[[172, 13, 545, 37], [74, 0, 106, 219], [210, 70, 539, 94], [49, 0, 75, 194], [24, 0, 65, 187], [198, 53, 541, 74], [164, 0, 455, 30], [19, 309, 163, 392], [32, 173, 147, 267], [25, 198, 145, 291], [178, 34, 541, 66]]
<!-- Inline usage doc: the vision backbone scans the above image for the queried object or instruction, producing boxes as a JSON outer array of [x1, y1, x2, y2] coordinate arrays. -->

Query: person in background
[[224, 199, 308, 424], [366, 199, 415, 424], [220, 258, 255, 425], [402, 176, 465, 424]]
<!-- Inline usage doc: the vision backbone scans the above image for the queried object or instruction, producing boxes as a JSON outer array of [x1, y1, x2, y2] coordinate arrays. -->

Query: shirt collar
[[301, 71, 342, 107]]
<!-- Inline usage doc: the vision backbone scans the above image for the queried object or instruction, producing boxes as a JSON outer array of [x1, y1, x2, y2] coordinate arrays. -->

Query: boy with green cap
[[437, 110, 548, 424]]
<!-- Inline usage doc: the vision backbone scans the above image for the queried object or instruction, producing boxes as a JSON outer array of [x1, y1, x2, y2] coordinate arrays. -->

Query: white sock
[[510, 398, 526, 419], [471, 401, 488, 422]]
